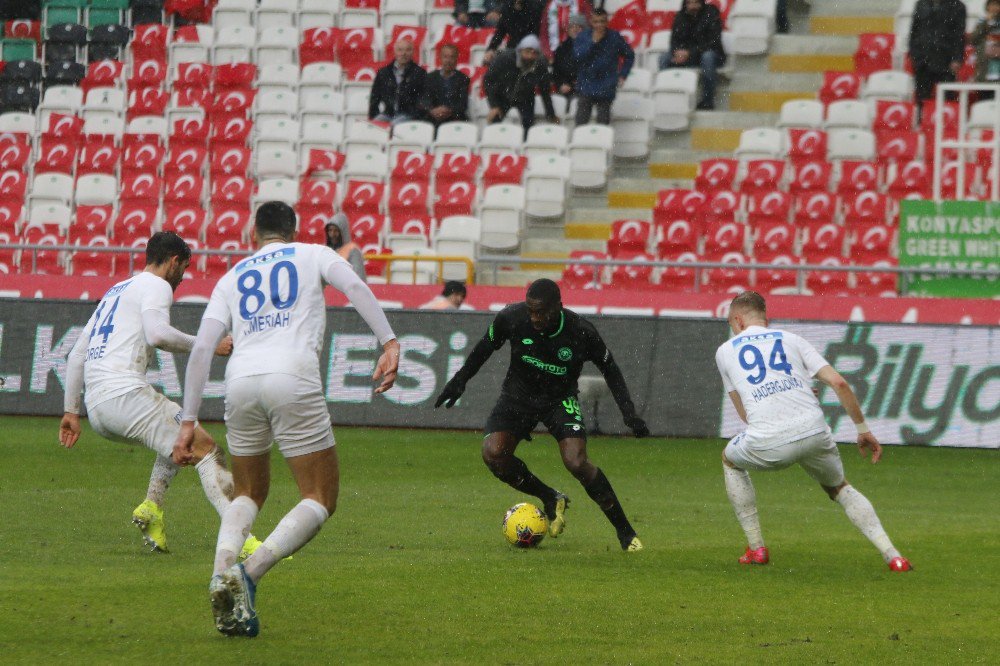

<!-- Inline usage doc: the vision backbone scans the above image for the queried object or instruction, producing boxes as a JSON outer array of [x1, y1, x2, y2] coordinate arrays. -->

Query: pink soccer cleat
[[739, 546, 770, 565], [888, 556, 912, 572]]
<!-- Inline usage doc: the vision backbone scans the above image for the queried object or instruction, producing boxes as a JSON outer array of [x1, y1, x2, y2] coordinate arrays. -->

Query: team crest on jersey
[[558, 347, 572, 361], [522, 338, 533, 345]]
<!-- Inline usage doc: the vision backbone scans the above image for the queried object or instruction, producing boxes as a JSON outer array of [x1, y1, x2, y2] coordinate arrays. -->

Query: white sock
[[836, 485, 901, 563], [196, 447, 235, 517], [214, 495, 258, 576], [146, 455, 179, 507], [244, 499, 329, 584], [724, 464, 765, 549]]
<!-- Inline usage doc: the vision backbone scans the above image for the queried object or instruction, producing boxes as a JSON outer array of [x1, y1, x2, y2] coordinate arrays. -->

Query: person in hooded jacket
[[325, 213, 367, 282]]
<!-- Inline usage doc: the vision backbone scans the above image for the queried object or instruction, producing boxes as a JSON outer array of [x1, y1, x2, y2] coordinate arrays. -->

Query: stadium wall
[[0, 301, 996, 448]]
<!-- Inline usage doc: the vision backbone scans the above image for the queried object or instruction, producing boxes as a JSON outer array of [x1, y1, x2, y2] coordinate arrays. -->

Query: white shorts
[[224, 374, 335, 458], [87, 385, 181, 459], [724, 430, 846, 487]]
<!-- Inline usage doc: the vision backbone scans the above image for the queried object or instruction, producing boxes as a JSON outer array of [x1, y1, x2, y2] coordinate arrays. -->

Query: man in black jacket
[[659, 0, 727, 110], [368, 39, 428, 124], [908, 0, 967, 107], [484, 0, 544, 64], [483, 35, 558, 134], [552, 13, 585, 97], [424, 43, 471, 126]]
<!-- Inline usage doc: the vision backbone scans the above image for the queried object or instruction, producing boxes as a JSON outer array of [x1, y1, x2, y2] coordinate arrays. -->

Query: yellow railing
[[364, 254, 476, 284]]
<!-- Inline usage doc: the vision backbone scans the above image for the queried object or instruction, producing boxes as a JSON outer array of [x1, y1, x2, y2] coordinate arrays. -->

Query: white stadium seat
[[652, 69, 698, 131]]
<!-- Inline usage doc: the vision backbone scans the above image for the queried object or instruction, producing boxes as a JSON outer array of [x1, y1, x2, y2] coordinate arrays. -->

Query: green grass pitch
[[1, 416, 997, 664]]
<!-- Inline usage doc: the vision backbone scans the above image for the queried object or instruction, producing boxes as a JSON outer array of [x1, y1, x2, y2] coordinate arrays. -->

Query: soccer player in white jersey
[[715, 291, 911, 572], [172, 202, 400, 637], [60, 232, 246, 554]]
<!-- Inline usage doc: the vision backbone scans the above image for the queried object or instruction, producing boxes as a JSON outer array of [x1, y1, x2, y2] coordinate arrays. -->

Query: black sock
[[488, 456, 558, 505], [582, 468, 635, 543]]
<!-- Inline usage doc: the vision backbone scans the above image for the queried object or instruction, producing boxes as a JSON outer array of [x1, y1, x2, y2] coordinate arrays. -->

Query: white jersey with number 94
[[715, 325, 831, 447]]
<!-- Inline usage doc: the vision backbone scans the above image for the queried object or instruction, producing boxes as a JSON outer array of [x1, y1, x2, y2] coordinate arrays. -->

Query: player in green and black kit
[[435, 279, 649, 551]]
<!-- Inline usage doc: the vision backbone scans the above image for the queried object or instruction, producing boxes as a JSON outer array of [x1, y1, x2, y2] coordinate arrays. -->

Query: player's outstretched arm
[[141, 309, 197, 353], [173, 318, 228, 465], [60, 326, 88, 448], [815, 365, 882, 464], [589, 332, 649, 437]]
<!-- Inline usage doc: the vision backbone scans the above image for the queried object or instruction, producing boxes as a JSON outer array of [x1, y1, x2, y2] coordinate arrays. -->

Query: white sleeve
[[793, 333, 830, 377], [715, 345, 734, 392], [63, 324, 89, 414], [320, 250, 396, 346], [202, 275, 234, 328], [180, 318, 228, 422], [139, 279, 196, 352]]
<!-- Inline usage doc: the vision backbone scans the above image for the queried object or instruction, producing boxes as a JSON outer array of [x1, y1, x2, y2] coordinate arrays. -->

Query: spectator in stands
[[484, 0, 545, 64], [325, 213, 367, 282], [573, 8, 634, 125], [658, 0, 727, 111], [908, 0, 967, 109], [540, 0, 591, 60], [484, 35, 559, 134], [971, 0, 1000, 98], [420, 281, 469, 309], [424, 44, 472, 126], [455, 0, 501, 27], [369, 39, 429, 125], [0, 0, 40, 20], [553, 14, 585, 98]]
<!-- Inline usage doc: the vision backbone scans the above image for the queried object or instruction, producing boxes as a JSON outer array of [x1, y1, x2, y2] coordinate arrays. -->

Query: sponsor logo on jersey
[[557, 347, 572, 361], [236, 247, 296, 273], [732, 331, 783, 348], [520, 355, 567, 375]]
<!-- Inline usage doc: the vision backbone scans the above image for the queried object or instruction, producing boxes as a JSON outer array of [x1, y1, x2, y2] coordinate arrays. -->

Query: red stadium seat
[[164, 172, 205, 205], [70, 234, 115, 276], [391, 151, 433, 184], [607, 219, 651, 257], [210, 174, 254, 207], [873, 100, 915, 134], [793, 191, 838, 226], [655, 217, 700, 256], [121, 142, 165, 177], [5, 19, 40, 43], [173, 62, 214, 90], [121, 172, 163, 203], [299, 179, 338, 209], [206, 208, 250, 246], [752, 221, 796, 256], [753, 252, 799, 293], [703, 251, 749, 293], [0, 202, 22, 235], [214, 63, 257, 91], [81, 60, 124, 96], [300, 27, 338, 67], [303, 149, 346, 177], [350, 214, 385, 247], [854, 258, 898, 296], [608, 253, 655, 288], [740, 159, 786, 194], [818, 71, 861, 106], [204, 240, 246, 277], [127, 87, 169, 121], [0, 170, 27, 205], [2, 142, 32, 172], [876, 130, 920, 164], [209, 146, 251, 176], [114, 203, 157, 241], [35, 138, 77, 174], [338, 28, 378, 68], [481, 152, 525, 188], [848, 223, 894, 262], [656, 251, 699, 291], [702, 220, 745, 260], [702, 189, 741, 223], [786, 129, 828, 166], [342, 179, 385, 217], [653, 189, 706, 226], [853, 33, 895, 77], [694, 158, 739, 192], [886, 160, 930, 198], [77, 141, 121, 176], [805, 256, 850, 295], [388, 180, 430, 220], [19, 226, 65, 274], [437, 153, 482, 186], [561, 250, 608, 289], [170, 118, 209, 149], [745, 191, 791, 225], [210, 117, 253, 148], [842, 191, 892, 226], [388, 214, 432, 238], [386, 26, 428, 64], [211, 89, 256, 120], [788, 160, 832, 193], [296, 205, 331, 244], [939, 161, 979, 199], [163, 205, 206, 239], [43, 113, 84, 140], [131, 24, 168, 62], [164, 146, 207, 177], [73, 205, 114, 237], [433, 180, 476, 219], [792, 225, 835, 274], [836, 160, 881, 194], [127, 59, 167, 91]]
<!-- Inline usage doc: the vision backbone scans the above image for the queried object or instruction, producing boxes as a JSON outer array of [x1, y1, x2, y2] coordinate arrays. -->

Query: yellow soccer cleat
[[131, 499, 168, 553], [623, 536, 643, 552], [544, 493, 569, 538], [239, 535, 263, 561]]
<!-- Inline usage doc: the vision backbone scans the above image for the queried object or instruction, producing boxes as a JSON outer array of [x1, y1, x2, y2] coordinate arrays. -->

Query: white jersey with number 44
[[715, 325, 831, 447], [203, 242, 349, 385]]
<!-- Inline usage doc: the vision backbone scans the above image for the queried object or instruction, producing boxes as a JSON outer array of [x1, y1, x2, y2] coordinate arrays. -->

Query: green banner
[[898, 200, 1000, 297]]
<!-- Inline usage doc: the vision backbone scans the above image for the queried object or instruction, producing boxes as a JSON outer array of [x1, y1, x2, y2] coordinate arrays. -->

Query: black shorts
[[485, 394, 587, 443]]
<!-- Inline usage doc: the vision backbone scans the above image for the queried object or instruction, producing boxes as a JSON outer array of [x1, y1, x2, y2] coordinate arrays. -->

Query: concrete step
[[570, 207, 653, 224], [729, 90, 816, 113], [522, 238, 605, 254], [808, 0, 900, 16], [810, 15, 895, 34], [769, 53, 855, 72], [485, 268, 562, 286], [691, 110, 777, 129], [729, 71, 824, 92], [769, 33, 859, 55]]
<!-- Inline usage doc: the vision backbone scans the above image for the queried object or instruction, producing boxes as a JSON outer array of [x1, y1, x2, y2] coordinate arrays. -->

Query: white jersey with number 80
[[715, 325, 831, 447]]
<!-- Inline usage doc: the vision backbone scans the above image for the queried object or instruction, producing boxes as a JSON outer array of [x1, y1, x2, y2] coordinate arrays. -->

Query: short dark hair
[[526, 278, 561, 305], [442, 280, 466, 297], [255, 201, 297, 241], [729, 291, 767, 317], [591, 7, 608, 17], [439, 43, 459, 57], [145, 231, 191, 266]]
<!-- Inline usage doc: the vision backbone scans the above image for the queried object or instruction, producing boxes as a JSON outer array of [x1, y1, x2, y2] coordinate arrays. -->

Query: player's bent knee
[[822, 481, 848, 500]]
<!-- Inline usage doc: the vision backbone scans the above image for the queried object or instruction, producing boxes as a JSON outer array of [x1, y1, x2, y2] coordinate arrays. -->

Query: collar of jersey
[[543, 311, 565, 338]]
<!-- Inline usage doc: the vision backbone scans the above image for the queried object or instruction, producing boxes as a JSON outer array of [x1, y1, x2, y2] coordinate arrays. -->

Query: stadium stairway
[[493, 0, 901, 286]]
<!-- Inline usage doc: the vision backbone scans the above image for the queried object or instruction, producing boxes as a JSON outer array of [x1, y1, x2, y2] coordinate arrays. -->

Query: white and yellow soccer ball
[[502, 503, 549, 548]]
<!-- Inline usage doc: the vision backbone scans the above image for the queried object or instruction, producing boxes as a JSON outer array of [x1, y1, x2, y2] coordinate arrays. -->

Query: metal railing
[[933, 83, 1000, 201], [364, 253, 476, 284]]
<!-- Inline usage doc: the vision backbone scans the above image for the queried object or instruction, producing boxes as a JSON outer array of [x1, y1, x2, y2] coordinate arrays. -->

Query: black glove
[[624, 414, 650, 438], [434, 376, 466, 408]]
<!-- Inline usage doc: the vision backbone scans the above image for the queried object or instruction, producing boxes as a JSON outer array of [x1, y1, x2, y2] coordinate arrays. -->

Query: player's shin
[[215, 496, 259, 576], [146, 454, 179, 506], [581, 468, 635, 543], [486, 455, 558, 504], [723, 464, 764, 550], [244, 499, 329, 584], [835, 485, 901, 563], [196, 447, 236, 516]]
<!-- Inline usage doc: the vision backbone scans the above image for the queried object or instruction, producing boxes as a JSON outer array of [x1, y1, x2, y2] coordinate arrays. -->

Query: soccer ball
[[502, 503, 549, 548]]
